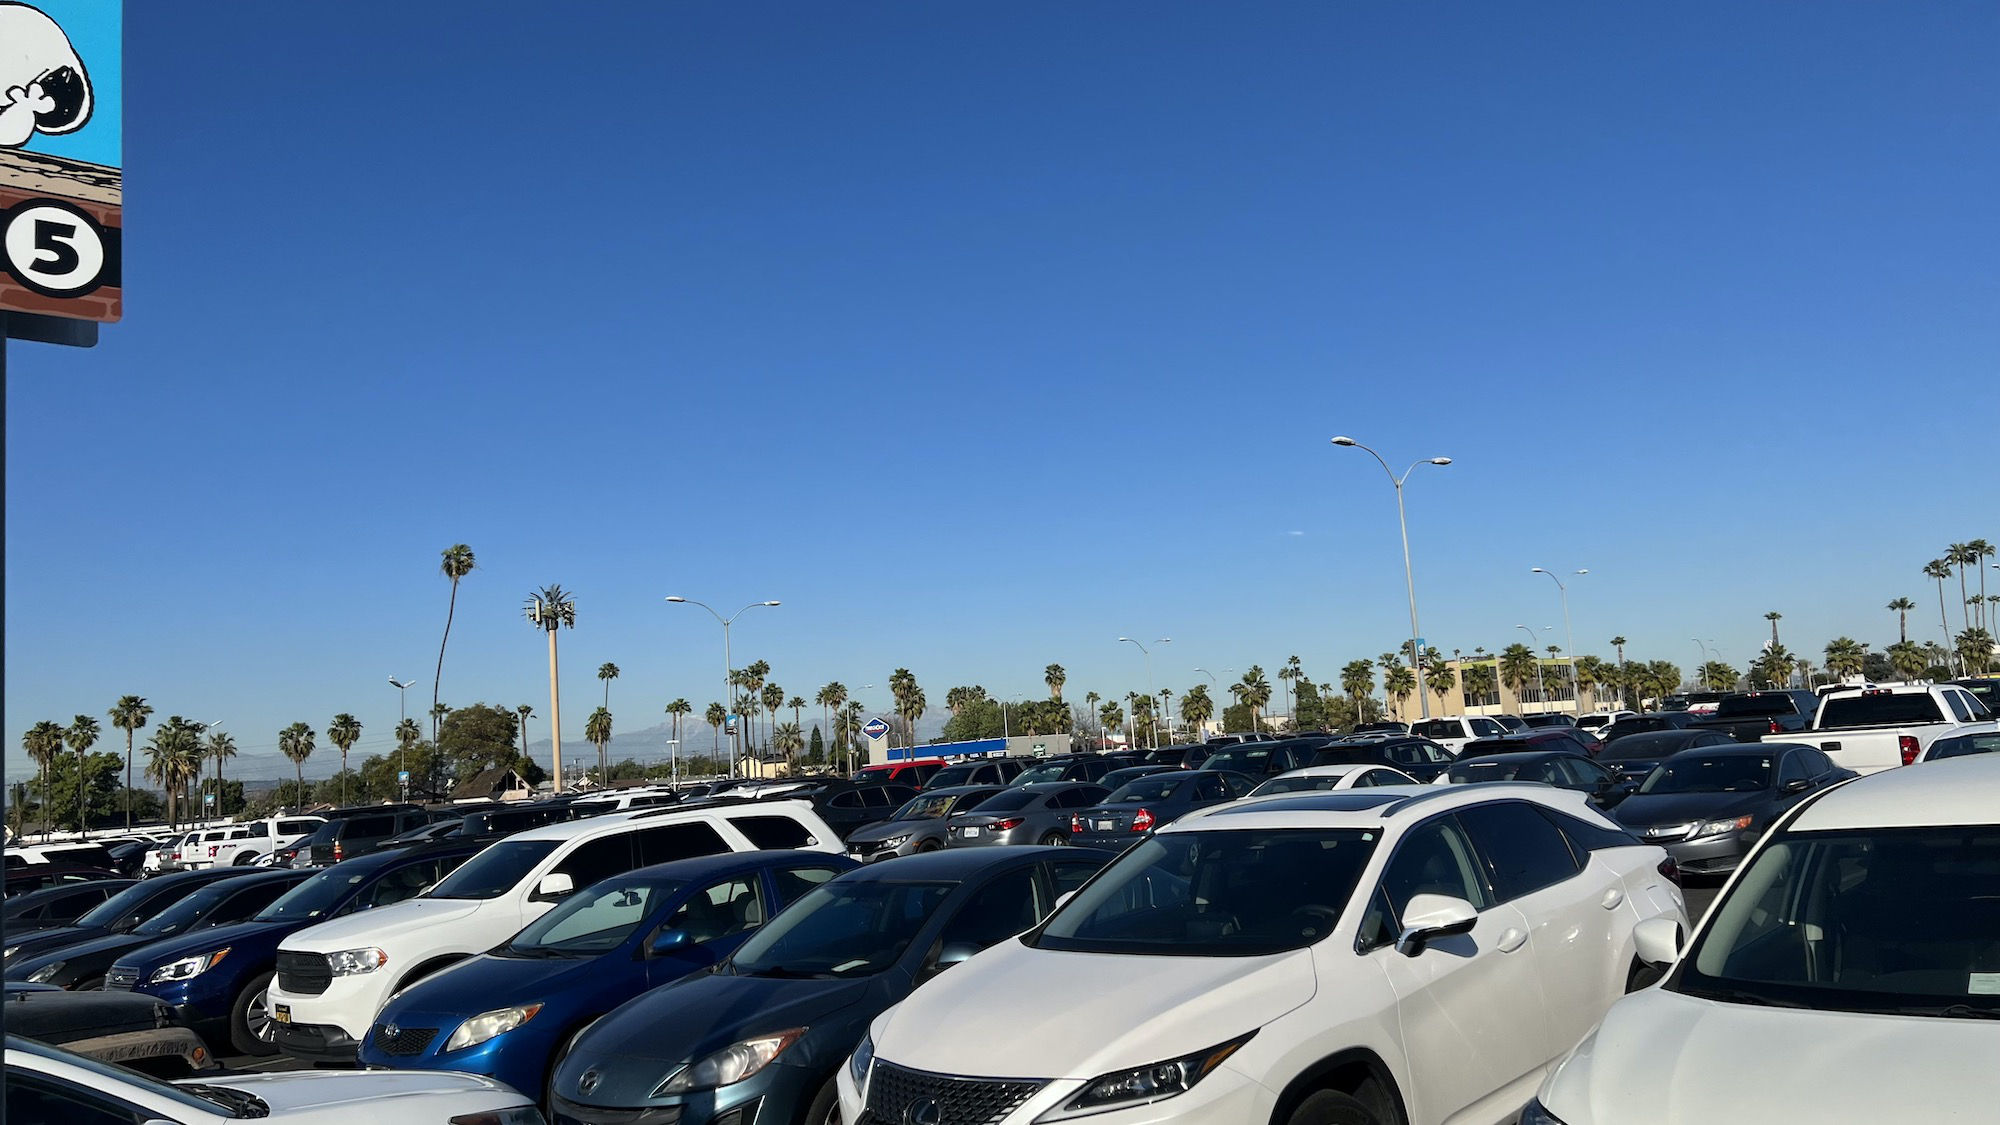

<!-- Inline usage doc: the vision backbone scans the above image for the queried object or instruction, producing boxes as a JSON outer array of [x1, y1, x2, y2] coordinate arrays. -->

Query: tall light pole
[[666, 597, 780, 780], [1531, 567, 1586, 708], [1516, 624, 1548, 710], [1332, 436, 1452, 718], [389, 677, 416, 801], [1118, 637, 1171, 749]]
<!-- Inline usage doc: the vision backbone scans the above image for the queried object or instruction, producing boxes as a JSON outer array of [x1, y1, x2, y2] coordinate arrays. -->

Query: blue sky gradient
[[6, 2, 1995, 782]]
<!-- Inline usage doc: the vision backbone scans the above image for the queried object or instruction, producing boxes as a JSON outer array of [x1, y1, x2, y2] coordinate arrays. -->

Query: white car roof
[[1172, 782, 1591, 832], [1791, 755, 2000, 832], [1268, 764, 1373, 779], [501, 797, 813, 844]]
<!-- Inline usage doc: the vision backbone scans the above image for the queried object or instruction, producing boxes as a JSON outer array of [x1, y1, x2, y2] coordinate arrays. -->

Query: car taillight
[[1658, 856, 1681, 885], [1900, 735, 1921, 766], [1132, 808, 1155, 833], [333, 841, 344, 861], [989, 818, 1023, 832], [1768, 719, 1782, 734], [1070, 815, 1084, 834]]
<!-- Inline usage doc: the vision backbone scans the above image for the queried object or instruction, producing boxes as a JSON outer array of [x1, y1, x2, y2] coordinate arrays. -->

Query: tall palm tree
[[1764, 611, 1783, 649], [1955, 627, 1995, 677], [585, 706, 614, 783], [1426, 663, 1457, 712], [433, 544, 477, 744], [772, 722, 805, 772], [597, 662, 620, 711], [1276, 658, 1298, 724], [525, 584, 578, 790], [327, 713, 362, 805], [278, 723, 316, 804], [107, 696, 152, 831], [1236, 666, 1273, 734], [63, 715, 101, 835], [1888, 597, 1916, 644], [839, 701, 865, 753], [1099, 700, 1124, 738], [901, 685, 927, 750], [761, 682, 785, 752], [206, 731, 237, 814], [1948, 542, 1976, 630], [143, 718, 199, 828], [1972, 539, 1996, 631], [787, 696, 806, 736], [1339, 660, 1375, 720], [888, 669, 918, 749], [1157, 689, 1175, 741], [1824, 637, 1867, 680], [395, 717, 421, 753], [1180, 685, 1213, 739], [665, 698, 693, 769], [1926, 558, 1956, 672], [813, 684, 844, 771], [1573, 656, 1606, 705], [743, 661, 771, 753], [1383, 664, 1417, 717], [705, 702, 727, 755], [1044, 664, 1066, 702], [1498, 644, 1539, 713], [1609, 636, 1629, 708], [22, 721, 63, 838]]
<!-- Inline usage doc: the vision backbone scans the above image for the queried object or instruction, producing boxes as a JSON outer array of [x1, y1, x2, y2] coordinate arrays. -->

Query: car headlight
[[879, 834, 911, 849], [848, 1030, 875, 1087], [444, 1003, 544, 1052], [3, 945, 20, 961], [653, 1028, 807, 1096], [327, 947, 390, 976], [147, 949, 230, 984], [25, 961, 65, 984], [1689, 814, 1753, 840], [1520, 1098, 1569, 1125], [1035, 1031, 1255, 1121], [447, 1109, 547, 1125]]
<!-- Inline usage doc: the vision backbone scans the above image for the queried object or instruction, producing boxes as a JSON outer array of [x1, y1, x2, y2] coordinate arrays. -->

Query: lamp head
[[762, 600, 781, 607], [1429, 457, 1452, 465], [1330, 435, 1356, 447], [665, 596, 687, 604], [1117, 636, 1131, 642], [1575, 568, 1589, 575], [1532, 567, 1547, 574]]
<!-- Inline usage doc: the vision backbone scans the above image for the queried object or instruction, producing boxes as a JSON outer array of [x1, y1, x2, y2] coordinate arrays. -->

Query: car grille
[[1640, 823, 1695, 842], [104, 966, 138, 991], [847, 838, 890, 857], [864, 1061, 1047, 1125], [276, 950, 332, 995], [368, 1022, 439, 1056]]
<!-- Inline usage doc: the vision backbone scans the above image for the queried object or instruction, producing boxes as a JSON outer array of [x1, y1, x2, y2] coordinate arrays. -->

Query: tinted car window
[[1052, 786, 1107, 808], [1049, 859, 1099, 896], [342, 815, 396, 839], [1456, 802, 1581, 902], [212, 878, 299, 922], [770, 865, 843, 904], [939, 867, 1041, 950], [972, 790, 1036, 813], [1928, 733, 2000, 760], [1639, 754, 1773, 794], [1716, 695, 1805, 717], [1361, 816, 1490, 949], [734, 815, 815, 850], [1817, 693, 1944, 727], [637, 821, 732, 865], [1538, 807, 1640, 854]]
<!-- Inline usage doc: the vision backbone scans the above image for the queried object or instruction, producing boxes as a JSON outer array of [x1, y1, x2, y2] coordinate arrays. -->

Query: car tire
[[232, 852, 256, 866], [229, 970, 280, 1057], [800, 1073, 841, 1125], [72, 976, 104, 992], [1287, 1089, 1382, 1125], [1038, 832, 1067, 847], [914, 839, 941, 853]]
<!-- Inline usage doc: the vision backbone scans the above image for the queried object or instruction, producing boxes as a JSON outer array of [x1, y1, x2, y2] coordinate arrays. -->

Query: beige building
[[1384, 658, 1618, 725]]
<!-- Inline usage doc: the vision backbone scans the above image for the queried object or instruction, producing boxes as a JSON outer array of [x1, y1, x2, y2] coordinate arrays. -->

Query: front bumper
[[358, 1011, 563, 1101], [271, 1018, 363, 1063], [840, 1057, 1270, 1125], [552, 1062, 810, 1125], [1661, 831, 1754, 876], [267, 973, 383, 1060]]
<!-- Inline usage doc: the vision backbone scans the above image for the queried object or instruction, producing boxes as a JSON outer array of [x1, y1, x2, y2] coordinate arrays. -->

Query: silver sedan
[[944, 782, 1108, 848]]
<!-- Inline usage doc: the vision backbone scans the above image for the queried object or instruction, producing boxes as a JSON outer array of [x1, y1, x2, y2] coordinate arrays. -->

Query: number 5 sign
[[5, 201, 110, 297]]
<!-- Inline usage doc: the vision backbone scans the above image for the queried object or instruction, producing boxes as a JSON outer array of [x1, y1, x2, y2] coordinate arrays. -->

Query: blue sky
[[6, 2, 1995, 783]]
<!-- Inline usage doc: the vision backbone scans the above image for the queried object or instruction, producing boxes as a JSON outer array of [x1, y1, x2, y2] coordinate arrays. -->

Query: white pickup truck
[[185, 816, 327, 869], [1795, 683, 1996, 774]]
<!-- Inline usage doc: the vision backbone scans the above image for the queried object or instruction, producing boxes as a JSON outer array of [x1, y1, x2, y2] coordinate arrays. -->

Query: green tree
[[1823, 637, 1867, 680], [808, 725, 825, 766], [1291, 680, 1325, 731], [1235, 666, 1272, 733], [813, 684, 845, 770], [585, 706, 614, 783], [44, 751, 125, 831], [1698, 661, 1738, 691], [1384, 665, 1417, 717], [1425, 663, 1456, 713], [1098, 700, 1124, 740], [1340, 660, 1375, 720], [439, 703, 525, 781], [1886, 640, 1928, 682], [1460, 663, 1498, 710], [107, 695, 152, 831], [598, 662, 620, 711], [742, 661, 772, 751], [21, 721, 64, 837], [705, 702, 727, 754], [1181, 685, 1214, 739], [326, 713, 362, 806], [1044, 664, 1066, 702], [1948, 542, 1976, 630], [1609, 636, 1629, 708], [516, 704, 535, 759], [63, 715, 101, 834], [205, 730, 237, 816], [525, 584, 578, 789], [434, 544, 477, 743], [1764, 611, 1783, 649], [1956, 627, 1995, 677], [1972, 539, 1996, 631], [1498, 644, 1539, 712], [1887, 597, 1916, 645], [772, 722, 805, 772], [1645, 660, 1683, 705], [279, 722, 316, 801], [1926, 558, 1957, 673], [761, 682, 785, 750], [1751, 644, 1793, 689]]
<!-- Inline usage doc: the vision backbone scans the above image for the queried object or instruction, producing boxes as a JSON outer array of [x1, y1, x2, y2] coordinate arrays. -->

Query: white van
[[266, 799, 841, 1064], [1408, 715, 1509, 755]]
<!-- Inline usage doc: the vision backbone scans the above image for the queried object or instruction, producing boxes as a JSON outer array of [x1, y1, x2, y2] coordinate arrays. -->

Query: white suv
[[842, 784, 1685, 1125], [1525, 755, 2000, 1124], [267, 799, 841, 1063], [1409, 716, 1509, 756]]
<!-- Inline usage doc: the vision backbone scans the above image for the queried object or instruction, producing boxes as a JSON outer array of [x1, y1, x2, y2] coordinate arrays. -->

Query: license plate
[[272, 1004, 291, 1024], [960, 827, 980, 838], [1095, 820, 1114, 831]]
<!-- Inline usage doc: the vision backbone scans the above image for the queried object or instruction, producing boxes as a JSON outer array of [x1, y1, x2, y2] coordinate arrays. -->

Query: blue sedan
[[358, 850, 859, 1104]]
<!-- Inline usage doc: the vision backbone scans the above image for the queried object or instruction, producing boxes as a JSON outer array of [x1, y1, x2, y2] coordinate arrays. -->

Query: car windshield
[[1012, 763, 1075, 786], [1677, 826, 2000, 1016], [426, 841, 561, 899], [1202, 748, 1270, 774], [1638, 755, 1771, 794], [1446, 756, 1549, 783], [1599, 733, 1698, 761], [1249, 775, 1347, 796], [1106, 777, 1185, 803], [1033, 829, 1376, 956], [75, 879, 169, 928], [1931, 734, 2000, 761], [255, 864, 380, 921], [1716, 695, 1801, 717], [967, 790, 1036, 814], [509, 878, 681, 956], [730, 879, 954, 978], [890, 793, 973, 821], [133, 881, 236, 935]]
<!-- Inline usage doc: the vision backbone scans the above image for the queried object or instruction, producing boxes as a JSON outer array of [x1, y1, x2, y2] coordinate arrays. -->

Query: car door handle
[[1600, 887, 1625, 910], [1496, 928, 1527, 953]]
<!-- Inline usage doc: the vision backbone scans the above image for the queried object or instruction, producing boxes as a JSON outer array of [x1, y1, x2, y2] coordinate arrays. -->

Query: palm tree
[[325, 713, 362, 805], [1887, 641, 1928, 682], [62, 715, 101, 835], [1236, 666, 1273, 733], [1157, 689, 1175, 741], [1498, 644, 1539, 713], [1180, 685, 1213, 739], [1383, 665, 1417, 719], [433, 544, 477, 744], [585, 706, 614, 783], [901, 685, 927, 749], [664, 698, 693, 770], [761, 682, 785, 752], [839, 702, 865, 752], [705, 702, 727, 755], [278, 723, 316, 802], [1573, 656, 1606, 705], [888, 669, 918, 749], [107, 696, 152, 831], [1764, 611, 1783, 649], [1044, 664, 1066, 702], [143, 719, 199, 828], [1098, 700, 1124, 738], [1646, 661, 1684, 704], [1824, 637, 1867, 680], [597, 662, 620, 711], [516, 704, 535, 759], [743, 661, 771, 752], [1888, 597, 1917, 644], [1609, 636, 1629, 708], [1697, 661, 1737, 692], [525, 584, 578, 790], [1276, 659, 1297, 724], [813, 684, 845, 771], [1426, 663, 1457, 712], [1752, 644, 1794, 690], [395, 717, 421, 754], [205, 731, 237, 814], [772, 722, 805, 772], [1926, 559, 1957, 673], [1460, 663, 1497, 711], [1948, 543, 1976, 630], [1340, 660, 1375, 721], [1973, 539, 1996, 631], [22, 721, 63, 837], [1956, 628, 1995, 677]]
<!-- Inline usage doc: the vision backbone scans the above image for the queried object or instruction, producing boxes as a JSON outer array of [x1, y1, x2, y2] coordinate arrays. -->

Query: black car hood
[[5, 929, 164, 982], [1614, 790, 1769, 827], [4, 924, 114, 963], [3, 982, 175, 1043], [555, 970, 878, 1105]]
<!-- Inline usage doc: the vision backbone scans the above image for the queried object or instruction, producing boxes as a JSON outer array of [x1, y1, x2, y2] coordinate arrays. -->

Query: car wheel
[[1287, 1089, 1382, 1125], [229, 970, 280, 1057], [233, 852, 256, 866], [72, 976, 104, 992], [1039, 832, 1068, 847], [914, 839, 941, 853], [798, 1073, 842, 1125]]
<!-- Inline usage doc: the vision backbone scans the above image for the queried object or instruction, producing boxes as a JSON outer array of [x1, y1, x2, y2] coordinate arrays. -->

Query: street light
[[1332, 436, 1452, 718], [666, 597, 781, 780], [1531, 567, 1586, 708], [1117, 637, 1171, 749], [389, 676, 417, 800], [1515, 625, 1548, 710]]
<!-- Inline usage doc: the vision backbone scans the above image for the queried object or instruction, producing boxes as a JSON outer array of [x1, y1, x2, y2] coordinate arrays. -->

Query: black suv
[[1008, 755, 1120, 787], [922, 757, 1031, 790], [1308, 736, 1456, 782], [1196, 737, 1334, 779], [292, 805, 431, 867]]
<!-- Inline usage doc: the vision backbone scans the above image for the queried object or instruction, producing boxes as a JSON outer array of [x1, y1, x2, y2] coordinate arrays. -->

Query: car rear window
[[734, 815, 815, 849], [1716, 695, 1804, 717], [1817, 693, 1946, 728]]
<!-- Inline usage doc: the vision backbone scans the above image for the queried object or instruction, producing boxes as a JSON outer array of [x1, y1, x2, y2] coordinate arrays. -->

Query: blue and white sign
[[862, 717, 890, 740], [397, 770, 410, 784]]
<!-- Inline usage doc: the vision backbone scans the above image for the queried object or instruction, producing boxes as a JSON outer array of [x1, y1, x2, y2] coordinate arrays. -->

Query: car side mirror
[[1782, 778, 1812, 794], [1633, 916, 1682, 967], [1394, 894, 1479, 957], [648, 929, 690, 956], [920, 940, 982, 981], [531, 872, 574, 903]]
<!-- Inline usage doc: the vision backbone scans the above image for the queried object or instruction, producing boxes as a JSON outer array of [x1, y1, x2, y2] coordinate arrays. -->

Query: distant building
[[450, 767, 532, 804]]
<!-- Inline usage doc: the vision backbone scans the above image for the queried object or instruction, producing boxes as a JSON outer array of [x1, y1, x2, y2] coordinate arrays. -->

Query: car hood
[[379, 951, 611, 1023], [4, 924, 112, 960], [556, 971, 875, 1104], [5, 929, 151, 977], [874, 938, 1316, 1080], [1612, 791, 1768, 828], [843, 820, 929, 845], [1542, 987, 2000, 1122], [279, 897, 483, 952], [117, 919, 285, 973], [187, 1068, 523, 1115]]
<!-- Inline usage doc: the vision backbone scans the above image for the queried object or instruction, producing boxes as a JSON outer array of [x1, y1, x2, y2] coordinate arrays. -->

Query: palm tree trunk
[[294, 761, 302, 805], [1959, 565, 1972, 631], [1939, 578, 1955, 673], [547, 629, 564, 792], [434, 578, 460, 744], [124, 732, 134, 831]]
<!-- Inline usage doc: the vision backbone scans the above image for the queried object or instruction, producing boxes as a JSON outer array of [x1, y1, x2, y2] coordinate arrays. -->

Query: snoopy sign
[[0, 0, 121, 325]]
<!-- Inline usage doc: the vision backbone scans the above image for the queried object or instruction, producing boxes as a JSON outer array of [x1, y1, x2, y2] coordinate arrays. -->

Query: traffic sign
[[397, 770, 410, 784], [203, 791, 215, 805], [862, 717, 890, 740]]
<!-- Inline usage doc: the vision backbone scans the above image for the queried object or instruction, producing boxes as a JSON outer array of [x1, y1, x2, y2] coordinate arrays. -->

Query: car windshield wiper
[[501, 944, 570, 959], [739, 965, 840, 979], [1879, 1003, 2000, 1020], [182, 1083, 270, 1119], [1679, 986, 1810, 1008]]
